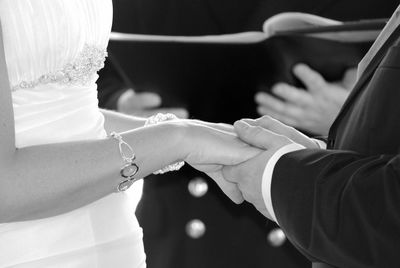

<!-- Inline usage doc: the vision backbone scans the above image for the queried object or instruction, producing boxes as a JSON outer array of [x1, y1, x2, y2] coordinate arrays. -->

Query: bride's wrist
[[138, 119, 191, 164], [176, 121, 219, 163], [143, 113, 189, 164], [169, 120, 204, 163], [172, 120, 192, 161]]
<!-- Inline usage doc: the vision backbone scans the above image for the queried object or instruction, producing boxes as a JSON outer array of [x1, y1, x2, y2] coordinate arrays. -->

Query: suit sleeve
[[271, 148, 400, 267]]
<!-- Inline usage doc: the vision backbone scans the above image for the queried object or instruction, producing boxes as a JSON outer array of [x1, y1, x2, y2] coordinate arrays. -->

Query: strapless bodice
[[0, 0, 113, 147], [0, 0, 112, 90]]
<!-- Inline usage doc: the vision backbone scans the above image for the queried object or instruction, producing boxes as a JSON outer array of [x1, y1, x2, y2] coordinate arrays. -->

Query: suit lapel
[[329, 6, 400, 135], [357, 7, 400, 77]]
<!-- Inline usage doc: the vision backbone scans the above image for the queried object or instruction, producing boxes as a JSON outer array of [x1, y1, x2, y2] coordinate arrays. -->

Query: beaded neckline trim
[[11, 44, 108, 91]]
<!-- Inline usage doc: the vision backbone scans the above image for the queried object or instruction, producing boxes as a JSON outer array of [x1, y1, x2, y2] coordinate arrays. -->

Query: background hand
[[118, 90, 189, 118], [255, 64, 354, 135], [223, 120, 295, 219]]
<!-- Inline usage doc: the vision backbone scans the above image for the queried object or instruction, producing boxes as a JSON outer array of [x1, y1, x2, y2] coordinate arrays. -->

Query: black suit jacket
[[271, 10, 400, 268]]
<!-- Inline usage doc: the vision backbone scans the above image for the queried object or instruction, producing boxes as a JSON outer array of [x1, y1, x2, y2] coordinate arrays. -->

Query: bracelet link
[[110, 132, 140, 192], [118, 176, 138, 192]]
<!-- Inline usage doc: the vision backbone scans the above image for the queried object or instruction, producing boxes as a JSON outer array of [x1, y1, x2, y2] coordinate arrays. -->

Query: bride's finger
[[242, 116, 291, 134], [242, 116, 298, 140], [241, 116, 317, 149], [188, 119, 236, 134], [233, 120, 291, 150]]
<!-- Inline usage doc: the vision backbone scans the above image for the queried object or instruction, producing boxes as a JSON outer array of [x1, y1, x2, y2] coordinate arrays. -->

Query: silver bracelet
[[110, 132, 140, 192], [145, 113, 185, 174]]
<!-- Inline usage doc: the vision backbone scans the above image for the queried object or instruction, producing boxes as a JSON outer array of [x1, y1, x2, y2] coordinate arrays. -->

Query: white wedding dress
[[0, 0, 146, 267]]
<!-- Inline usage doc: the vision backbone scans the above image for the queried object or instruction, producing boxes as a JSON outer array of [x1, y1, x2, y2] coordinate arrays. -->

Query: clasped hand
[[184, 116, 318, 219]]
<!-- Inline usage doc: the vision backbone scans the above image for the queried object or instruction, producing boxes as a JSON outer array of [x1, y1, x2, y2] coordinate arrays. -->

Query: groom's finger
[[207, 171, 244, 204], [234, 120, 283, 150], [222, 164, 244, 184]]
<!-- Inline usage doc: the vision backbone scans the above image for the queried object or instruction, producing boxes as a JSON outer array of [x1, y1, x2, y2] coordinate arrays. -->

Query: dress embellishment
[[12, 45, 107, 91]]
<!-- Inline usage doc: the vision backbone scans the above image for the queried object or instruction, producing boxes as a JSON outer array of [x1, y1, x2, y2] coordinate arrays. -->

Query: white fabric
[[261, 143, 305, 223], [0, 0, 145, 267], [311, 138, 327, 149]]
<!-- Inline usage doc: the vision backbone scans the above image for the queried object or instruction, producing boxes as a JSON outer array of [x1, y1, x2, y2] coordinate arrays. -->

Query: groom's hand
[[182, 122, 262, 204], [222, 120, 294, 219]]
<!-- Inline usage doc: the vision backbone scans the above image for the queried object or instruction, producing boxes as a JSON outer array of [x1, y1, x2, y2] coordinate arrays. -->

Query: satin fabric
[[0, 0, 145, 267]]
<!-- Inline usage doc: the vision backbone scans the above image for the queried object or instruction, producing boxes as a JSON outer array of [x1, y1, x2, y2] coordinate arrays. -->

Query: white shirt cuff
[[261, 143, 305, 223]]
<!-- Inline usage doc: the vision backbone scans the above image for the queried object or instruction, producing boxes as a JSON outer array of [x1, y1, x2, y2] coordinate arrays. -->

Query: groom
[[218, 4, 400, 268]]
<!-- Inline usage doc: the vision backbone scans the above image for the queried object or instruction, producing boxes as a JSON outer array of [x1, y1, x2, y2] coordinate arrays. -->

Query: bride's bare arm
[[1, 112, 257, 224], [0, 117, 183, 222], [100, 108, 147, 132], [0, 31, 260, 223]]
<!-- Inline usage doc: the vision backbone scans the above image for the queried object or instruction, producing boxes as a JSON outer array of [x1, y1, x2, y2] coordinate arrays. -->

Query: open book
[[108, 13, 385, 122]]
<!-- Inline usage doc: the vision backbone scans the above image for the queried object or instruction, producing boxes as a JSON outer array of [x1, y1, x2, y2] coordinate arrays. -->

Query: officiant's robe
[[271, 7, 400, 268]]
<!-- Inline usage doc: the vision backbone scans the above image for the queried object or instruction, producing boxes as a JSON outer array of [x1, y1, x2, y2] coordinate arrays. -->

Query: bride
[[0, 0, 261, 267]]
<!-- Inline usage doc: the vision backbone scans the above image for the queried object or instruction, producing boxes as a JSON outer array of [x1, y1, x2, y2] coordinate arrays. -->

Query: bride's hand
[[182, 122, 261, 169], [241, 116, 319, 149], [183, 119, 235, 134], [180, 121, 262, 203]]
